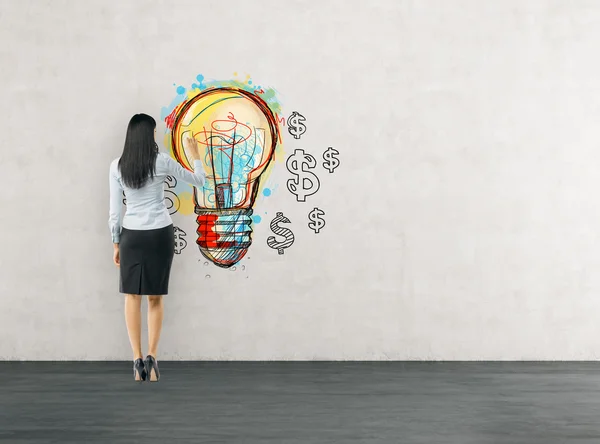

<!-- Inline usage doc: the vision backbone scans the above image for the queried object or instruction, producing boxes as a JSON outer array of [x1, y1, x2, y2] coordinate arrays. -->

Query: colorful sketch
[[160, 74, 340, 270], [166, 86, 280, 268]]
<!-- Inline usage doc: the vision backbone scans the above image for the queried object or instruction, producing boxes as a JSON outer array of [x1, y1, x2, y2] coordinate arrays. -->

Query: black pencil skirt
[[119, 224, 175, 295]]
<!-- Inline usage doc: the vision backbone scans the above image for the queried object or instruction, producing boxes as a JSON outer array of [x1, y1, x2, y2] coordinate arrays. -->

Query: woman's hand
[[183, 135, 201, 162], [113, 244, 120, 267]]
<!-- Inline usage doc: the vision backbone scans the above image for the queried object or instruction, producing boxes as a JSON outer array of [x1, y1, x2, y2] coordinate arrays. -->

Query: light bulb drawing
[[170, 87, 279, 268]]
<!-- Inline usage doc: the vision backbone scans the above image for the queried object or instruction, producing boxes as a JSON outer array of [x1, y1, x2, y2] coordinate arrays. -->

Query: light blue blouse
[[108, 152, 205, 243]]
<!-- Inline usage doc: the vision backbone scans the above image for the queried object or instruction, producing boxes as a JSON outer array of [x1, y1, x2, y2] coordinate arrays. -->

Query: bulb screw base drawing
[[195, 208, 253, 268]]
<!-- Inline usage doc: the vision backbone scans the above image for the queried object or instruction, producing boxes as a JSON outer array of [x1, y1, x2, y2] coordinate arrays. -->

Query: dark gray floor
[[0, 362, 599, 443]]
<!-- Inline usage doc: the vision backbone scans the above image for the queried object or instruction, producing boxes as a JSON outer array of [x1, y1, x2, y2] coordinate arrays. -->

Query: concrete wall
[[2, 0, 600, 360]]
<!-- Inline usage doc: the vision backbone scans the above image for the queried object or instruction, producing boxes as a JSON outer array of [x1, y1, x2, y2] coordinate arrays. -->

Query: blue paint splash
[[191, 74, 206, 90], [160, 86, 188, 121], [162, 73, 282, 122]]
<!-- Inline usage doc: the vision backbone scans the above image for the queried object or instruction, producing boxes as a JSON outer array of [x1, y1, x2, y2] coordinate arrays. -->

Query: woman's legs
[[124, 294, 163, 381], [147, 295, 164, 357], [147, 295, 164, 381], [124, 294, 143, 379]]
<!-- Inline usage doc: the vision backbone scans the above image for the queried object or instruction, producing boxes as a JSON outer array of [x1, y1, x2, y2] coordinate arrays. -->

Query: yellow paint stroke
[[176, 191, 195, 215]]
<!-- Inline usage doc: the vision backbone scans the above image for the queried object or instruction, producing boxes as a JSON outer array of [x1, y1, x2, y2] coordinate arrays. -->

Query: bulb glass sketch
[[171, 87, 279, 268]]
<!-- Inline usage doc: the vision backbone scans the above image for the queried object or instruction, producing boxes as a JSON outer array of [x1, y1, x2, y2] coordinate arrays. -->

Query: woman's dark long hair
[[118, 114, 159, 189]]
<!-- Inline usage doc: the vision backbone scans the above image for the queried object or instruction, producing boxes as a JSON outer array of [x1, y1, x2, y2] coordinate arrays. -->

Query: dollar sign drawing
[[286, 149, 321, 202], [308, 208, 326, 234], [173, 226, 187, 254], [322, 147, 340, 173], [287, 111, 306, 139], [266, 212, 295, 255], [164, 175, 180, 215]]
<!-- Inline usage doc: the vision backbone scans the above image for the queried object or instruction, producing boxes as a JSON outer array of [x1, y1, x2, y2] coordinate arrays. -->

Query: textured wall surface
[[1, 0, 600, 360]]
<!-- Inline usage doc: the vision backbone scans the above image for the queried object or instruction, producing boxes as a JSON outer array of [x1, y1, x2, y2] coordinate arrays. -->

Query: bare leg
[[124, 294, 143, 379], [147, 295, 164, 381]]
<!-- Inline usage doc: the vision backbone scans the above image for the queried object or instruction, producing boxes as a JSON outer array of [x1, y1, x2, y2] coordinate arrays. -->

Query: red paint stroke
[[254, 89, 265, 94], [196, 214, 236, 250], [165, 106, 180, 130], [275, 113, 286, 144], [197, 214, 219, 248], [192, 113, 253, 159], [275, 113, 286, 127]]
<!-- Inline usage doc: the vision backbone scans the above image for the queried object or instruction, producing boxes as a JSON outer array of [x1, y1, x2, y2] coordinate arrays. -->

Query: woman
[[108, 113, 205, 382]]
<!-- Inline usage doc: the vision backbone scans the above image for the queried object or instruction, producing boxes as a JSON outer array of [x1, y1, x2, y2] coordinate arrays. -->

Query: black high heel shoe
[[144, 355, 160, 382], [133, 358, 147, 381]]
